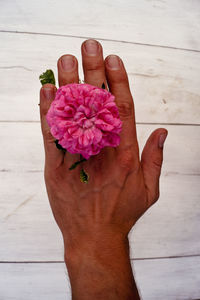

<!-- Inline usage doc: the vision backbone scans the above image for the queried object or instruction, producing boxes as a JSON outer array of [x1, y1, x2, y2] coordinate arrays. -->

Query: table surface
[[0, 0, 200, 299]]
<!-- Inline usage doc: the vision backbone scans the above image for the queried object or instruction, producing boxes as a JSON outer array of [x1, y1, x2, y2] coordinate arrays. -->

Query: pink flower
[[46, 83, 122, 159]]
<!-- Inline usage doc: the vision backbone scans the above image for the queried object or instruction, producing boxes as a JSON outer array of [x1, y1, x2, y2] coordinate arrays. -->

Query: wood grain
[[0, 0, 200, 51], [0, 262, 71, 300], [1, 256, 200, 299], [1, 2, 200, 297], [133, 256, 200, 300], [0, 123, 199, 261], [1, 171, 199, 261], [0, 32, 200, 123], [0, 123, 199, 175]]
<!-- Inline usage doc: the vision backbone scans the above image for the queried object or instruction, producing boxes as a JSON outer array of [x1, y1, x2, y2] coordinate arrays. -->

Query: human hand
[[39, 39, 167, 299]]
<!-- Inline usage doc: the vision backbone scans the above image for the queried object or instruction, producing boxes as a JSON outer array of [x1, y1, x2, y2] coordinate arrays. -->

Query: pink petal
[[46, 83, 122, 157], [95, 119, 114, 131]]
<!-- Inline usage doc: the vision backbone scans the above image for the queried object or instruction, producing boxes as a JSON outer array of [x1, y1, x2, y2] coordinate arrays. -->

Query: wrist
[[63, 230, 129, 267], [63, 234, 139, 299]]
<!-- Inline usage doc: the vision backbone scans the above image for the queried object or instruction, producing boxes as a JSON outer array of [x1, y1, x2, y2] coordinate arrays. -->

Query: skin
[[39, 39, 168, 300]]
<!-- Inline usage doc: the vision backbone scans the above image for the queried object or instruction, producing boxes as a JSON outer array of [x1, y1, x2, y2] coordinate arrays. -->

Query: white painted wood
[[0, 172, 64, 261], [0, 123, 199, 175], [0, 124, 58, 261], [0, 171, 199, 261], [131, 173, 200, 258], [0, 32, 200, 124], [1, 171, 200, 261], [0, 257, 200, 299], [1, 0, 199, 296], [0, 263, 71, 300], [0, 123, 199, 260], [133, 256, 200, 300], [0, 0, 200, 51]]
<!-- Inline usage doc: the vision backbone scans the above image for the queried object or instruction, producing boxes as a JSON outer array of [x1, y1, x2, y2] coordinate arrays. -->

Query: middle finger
[[81, 39, 107, 89], [81, 39, 115, 173]]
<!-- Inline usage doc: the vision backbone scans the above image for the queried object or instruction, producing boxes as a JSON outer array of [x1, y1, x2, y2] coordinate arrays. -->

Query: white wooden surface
[[0, 257, 200, 300], [0, 0, 200, 299], [1, 0, 200, 51], [1, 32, 200, 124], [0, 124, 199, 262]]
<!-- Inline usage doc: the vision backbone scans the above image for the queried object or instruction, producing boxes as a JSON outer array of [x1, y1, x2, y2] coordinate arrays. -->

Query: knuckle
[[153, 157, 163, 171], [91, 152, 104, 172], [84, 62, 103, 72], [117, 101, 133, 118], [117, 149, 135, 171], [40, 106, 47, 116], [40, 100, 50, 116], [46, 130, 55, 142], [42, 128, 55, 143]]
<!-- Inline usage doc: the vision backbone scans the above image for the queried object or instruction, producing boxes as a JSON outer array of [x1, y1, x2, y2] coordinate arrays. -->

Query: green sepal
[[102, 82, 106, 89], [69, 158, 87, 170], [54, 140, 66, 152], [80, 168, 89, 183], [39, 69, 56, 86]]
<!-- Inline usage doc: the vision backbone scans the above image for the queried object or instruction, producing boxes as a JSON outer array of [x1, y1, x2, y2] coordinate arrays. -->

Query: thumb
[[40, 83, 64, 169], [141, 128, 168, 207]]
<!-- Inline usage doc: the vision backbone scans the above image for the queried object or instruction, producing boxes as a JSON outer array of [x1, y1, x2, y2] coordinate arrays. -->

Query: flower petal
[[46, 83, 122, 158]]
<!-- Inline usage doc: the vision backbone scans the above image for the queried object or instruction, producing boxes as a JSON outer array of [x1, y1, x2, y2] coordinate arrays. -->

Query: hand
[[39, 39, 167, 299]]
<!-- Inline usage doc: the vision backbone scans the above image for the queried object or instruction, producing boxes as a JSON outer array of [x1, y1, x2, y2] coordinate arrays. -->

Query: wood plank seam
[[1, 254, 200, 263], [1, 29, 200, 54], [1, 121, 200, 126]]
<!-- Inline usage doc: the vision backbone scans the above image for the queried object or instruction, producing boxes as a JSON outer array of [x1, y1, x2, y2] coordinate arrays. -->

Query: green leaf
[[39, 69, 56, 86], [102, 82, 106, 89], [80, 168, 89, 183]]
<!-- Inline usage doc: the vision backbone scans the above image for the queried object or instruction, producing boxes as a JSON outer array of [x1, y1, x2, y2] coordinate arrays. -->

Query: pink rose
[[46, 83, 122, 159]]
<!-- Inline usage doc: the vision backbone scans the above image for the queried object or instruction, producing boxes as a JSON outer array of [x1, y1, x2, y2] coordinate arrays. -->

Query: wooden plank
[[0, 0, 200, 51], [0, 123, 199, 261], [0, 32, 200, 124], [130, 173, 200, 258], [0, 171, 199, 261], [0, 256, 200, 299], [0, 171, 64, 261], [0, 263, 71, 300], [133, 256, 200, 300], [0, 123, 199, 175]]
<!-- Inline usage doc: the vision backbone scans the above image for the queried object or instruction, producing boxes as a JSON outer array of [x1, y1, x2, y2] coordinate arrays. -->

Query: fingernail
[[159, 132, 168, 148], [106, 55, 121, 70], [43, 87, 54, 100], [84, 40, 99, 55], [61, 55, 75, 71]]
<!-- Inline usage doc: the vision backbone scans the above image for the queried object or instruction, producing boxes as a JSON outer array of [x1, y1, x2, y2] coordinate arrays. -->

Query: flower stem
[[54, 140, 66, 152], [69, 158, 87, 170]]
